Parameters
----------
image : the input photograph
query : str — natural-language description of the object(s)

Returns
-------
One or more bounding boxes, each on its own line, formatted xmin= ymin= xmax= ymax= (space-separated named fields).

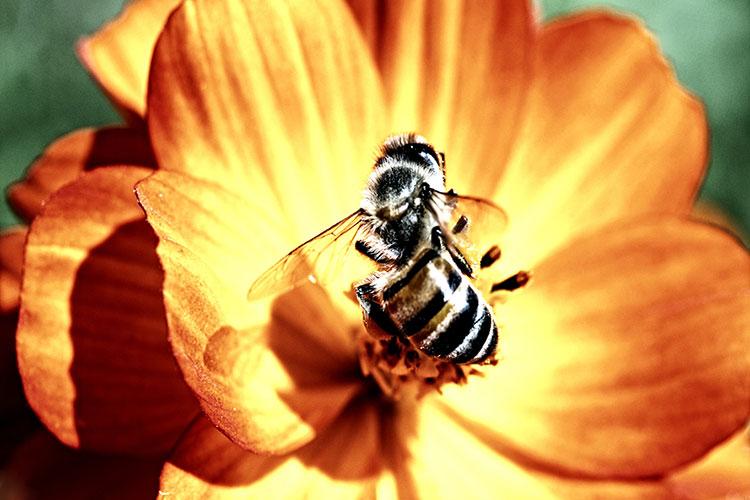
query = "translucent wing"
xmin=246 ymin=209 xmax=376 ymax=301
xmin=429 ymin=189 xmax=509 ymax=277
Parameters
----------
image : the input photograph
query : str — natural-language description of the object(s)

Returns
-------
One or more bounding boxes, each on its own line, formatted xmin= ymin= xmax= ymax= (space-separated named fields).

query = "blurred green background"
xmin=1 ymin=0 xmax=748 ymax=240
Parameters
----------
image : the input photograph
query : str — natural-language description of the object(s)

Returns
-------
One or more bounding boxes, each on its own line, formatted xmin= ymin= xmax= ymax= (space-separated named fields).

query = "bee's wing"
xmin=247 ymin=209 xmax=375 ymax=301
xmin=430 ymin=189 xmax=509 ymax=275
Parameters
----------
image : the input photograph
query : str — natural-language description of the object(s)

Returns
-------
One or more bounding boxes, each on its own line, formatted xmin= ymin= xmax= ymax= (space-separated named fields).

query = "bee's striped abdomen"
xmin=381 ymin=248 xmax=498 ymax=364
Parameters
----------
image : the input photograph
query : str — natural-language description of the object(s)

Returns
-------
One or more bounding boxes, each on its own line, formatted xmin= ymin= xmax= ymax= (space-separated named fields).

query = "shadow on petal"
xmin=196 ymin=283 xmax=363 ymax=456
xmin=68 ymin=219 xmax=199 ymax=454
xmin=193 ymin=288 xmax=426 ymax=495
xmin=268 ymin=284 xmax=371 ymax=435
xmin=162 ymin=398 xmax=383 ymax=496
xmin=1 ymin=430 xmax=162 ymax=499
xmin=267 ymin=284 xmax=362 ymax=387
xmin=374 ymin=399 xmax=420 ymax=500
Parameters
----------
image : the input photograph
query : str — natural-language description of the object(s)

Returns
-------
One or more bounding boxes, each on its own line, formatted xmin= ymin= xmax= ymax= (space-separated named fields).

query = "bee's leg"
xmin=431 ymin=225 xmax=446 ymax=250
xmin=356 ymin=283 xmax=402 ymax=337
xmin=491 ymin=271 xmax=531 ymax=293
xmin=432 ymin=226 xmax=473 ymax=277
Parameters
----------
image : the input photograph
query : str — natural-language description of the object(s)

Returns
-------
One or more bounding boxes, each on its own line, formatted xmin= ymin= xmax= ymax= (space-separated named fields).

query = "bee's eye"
xmin=417 ymin=148 xmax=441 ymax=170
xmin=397 ymin=143 xmax=441 ymax=171
xmin=377 ymin=136 xmax=443 ymax=173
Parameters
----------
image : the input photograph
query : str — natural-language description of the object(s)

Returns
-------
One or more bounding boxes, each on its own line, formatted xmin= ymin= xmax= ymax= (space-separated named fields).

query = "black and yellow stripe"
xmin=381 ymin=247 xmax=498 ymax=364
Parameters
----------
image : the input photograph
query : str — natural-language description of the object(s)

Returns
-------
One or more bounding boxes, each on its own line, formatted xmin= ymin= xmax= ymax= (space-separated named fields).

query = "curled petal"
xmin=692 ymin=201 xmax=749 ymax=244
xmin=497 ymin=13 xmax=708 ymax=271
xmin=7 ymin=127 xmax=154 ymax=223
xmin=136 ymin=171 xmax=287 ymax=326
xmin=159 ymin=403 xmax=380 ymax=498
xmin=347 ymin=0 xmax=534 ymax=197
xmin=77 ymin=0 xmax=182 ymax=120
xmin=1 ymin=431 xmax=162 ymax=499
xmin=137 ymin=171 xmax=362 ymax=454
xmin=17 ymin=167 xmax=198 ymax=456
xmin=442 ymin=218 xmax=750 ymax=478
xmin=148 ymin=0 xmax=386 ymax=240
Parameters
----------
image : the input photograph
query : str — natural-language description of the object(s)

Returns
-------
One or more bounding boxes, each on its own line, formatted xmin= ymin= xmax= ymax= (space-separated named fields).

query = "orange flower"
xmin=5 ymin=0 xmax=750 ymax=497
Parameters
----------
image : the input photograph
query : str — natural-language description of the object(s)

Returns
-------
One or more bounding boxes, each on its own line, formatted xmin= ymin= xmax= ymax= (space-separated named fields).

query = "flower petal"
xmin=7 ymin=127 xmax=155 ymax=223
xmin=377 ymin=398 xmax=556 ymax=499
xmin=347 ymin=0 xmax=534 ymax=197
xmin=136 ymin=171 xmax=287 ymax=325
xmin=159 ymin=404 xmax=380 ymax=498
xmin=160 ymin=399 xmax=672 ymax=499
xmin=148 ymin=0 xmax=386 ymax=239
xmin=137 ymin=170 xmax=362 ymax=454
xmin=1 ymin=431 xmax=162 ymax=499
xmin=77 ymin=0 xmax=182 ymax=120
xmin=669 ymin=429 xmax=750 ymax=498
xmin=442 ymin=218 xmax=750 ymax=478
xmin=378 ymin=399 xmax=673 ymax=499
xmin=496 ymin=13 xmax=708 ymax=271
xmin=17 ymin=167 xmax=198 ymax=456
xmin=0 ymin=227 xmax=26 ymax=313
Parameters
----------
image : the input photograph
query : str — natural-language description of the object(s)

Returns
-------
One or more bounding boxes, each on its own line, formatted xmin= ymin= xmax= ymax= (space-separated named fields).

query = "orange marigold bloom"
xmin=4 ymin=0 xmax=749 ymax=498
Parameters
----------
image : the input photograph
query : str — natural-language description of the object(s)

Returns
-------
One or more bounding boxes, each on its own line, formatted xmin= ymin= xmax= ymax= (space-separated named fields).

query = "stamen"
xmin=480 ymin=245 xmax=501 ymax=268
xmin=358 ymin=326 xmax=493 ymax=399
xmin=452 ymin=215 xmax=468 ymax=234
xmin=491 ymin=271 xmax=530 ymax=293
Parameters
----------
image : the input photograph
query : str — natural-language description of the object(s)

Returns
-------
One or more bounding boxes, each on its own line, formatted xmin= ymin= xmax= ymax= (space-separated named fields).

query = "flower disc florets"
xmin=357 ymin=325 xmax=496 ymax=399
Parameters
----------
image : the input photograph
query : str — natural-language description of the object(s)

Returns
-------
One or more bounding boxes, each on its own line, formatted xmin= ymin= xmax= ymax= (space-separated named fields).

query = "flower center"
xmin=357 ymin=325 xmax=497 ymax=399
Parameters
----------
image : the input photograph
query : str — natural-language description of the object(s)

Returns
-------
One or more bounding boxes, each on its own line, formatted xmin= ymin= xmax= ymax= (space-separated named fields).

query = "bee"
xmin=247 ymin=134 xmax=529 ymax=364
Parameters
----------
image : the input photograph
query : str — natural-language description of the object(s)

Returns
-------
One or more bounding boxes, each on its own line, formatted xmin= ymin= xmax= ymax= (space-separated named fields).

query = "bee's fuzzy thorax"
xmin=360 ymin=157 xmax=445 ymax=217
xmin=360 ymin=134 xmax=445 ymax=213
xmin=356 ymin=135 xmax=448 ymax=266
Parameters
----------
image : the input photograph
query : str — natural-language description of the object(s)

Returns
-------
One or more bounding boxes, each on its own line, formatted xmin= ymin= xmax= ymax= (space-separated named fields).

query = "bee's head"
xmin=361 ymin=134 xmax=446 ymax=221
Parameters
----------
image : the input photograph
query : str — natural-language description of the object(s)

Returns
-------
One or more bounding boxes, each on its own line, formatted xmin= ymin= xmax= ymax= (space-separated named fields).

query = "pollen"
xmin=357 ymin=326 xmax=495 ymax=399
